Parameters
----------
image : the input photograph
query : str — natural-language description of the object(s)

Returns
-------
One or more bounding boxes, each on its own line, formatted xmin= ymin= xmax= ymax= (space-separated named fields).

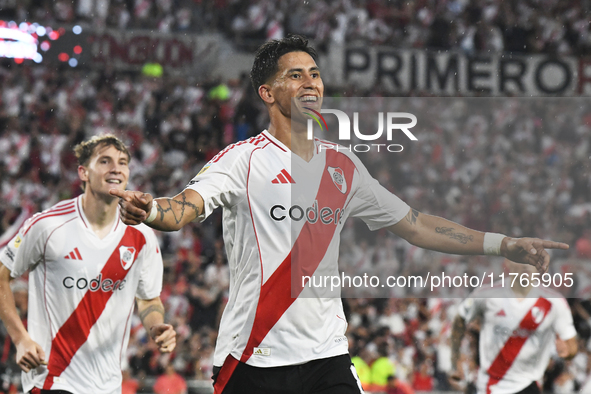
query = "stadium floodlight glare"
xmin=73 ymin=25 xmax=82 ymax=34
xmin=33 ymin=53 xmax=42 ymax=63
xmin=68 ymin=58 xmax=78 ymax=67
xmin=19 ymin=22 xmax=28 ymax=31
xmin=36 ymin=26 xmax=46 ymax=36
xmin=0 ymin=27 xmax=39 ymax=60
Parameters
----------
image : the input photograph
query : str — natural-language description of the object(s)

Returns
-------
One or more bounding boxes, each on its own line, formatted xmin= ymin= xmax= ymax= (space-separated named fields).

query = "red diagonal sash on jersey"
xmin=43 ymin=226 xmax=146 ymax=389
xmin=242 ymin=150 xmax=354 ymax=361
xmin=212 ymin=150 xmax=355 ymax=393
xmin=486 ymin=298 xmax=552 ymax=394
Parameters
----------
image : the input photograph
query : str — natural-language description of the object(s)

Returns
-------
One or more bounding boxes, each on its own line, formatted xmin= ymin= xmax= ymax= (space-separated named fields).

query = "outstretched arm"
xmin=0 ymin=262 xmax=46 ymax=372
xmin=109 ymin=188 xmax=204 ymax=231
xmin=136 ymin=297 xmax=176 ymax=353
xmin=388 ymin=209 xmax=568 ymax=273
xmin=449 ymin=314 xmax=467 ymax=388
xmin=450 ymin=314 xmax=466 ymax=371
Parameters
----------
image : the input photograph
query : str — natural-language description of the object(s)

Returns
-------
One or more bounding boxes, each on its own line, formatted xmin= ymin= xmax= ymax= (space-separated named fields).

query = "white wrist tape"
xmin=144 ymin=200 xmax=158 ymax=224
xmin=483 ymin=232 xmax=506 ymax=256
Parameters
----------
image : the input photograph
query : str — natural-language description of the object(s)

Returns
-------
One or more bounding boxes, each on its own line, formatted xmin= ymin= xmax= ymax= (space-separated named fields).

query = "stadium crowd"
xmin=0 ymin=1 xmax=591 ymax=394
xmin=1 ymin=0 xmax=591 ymax=55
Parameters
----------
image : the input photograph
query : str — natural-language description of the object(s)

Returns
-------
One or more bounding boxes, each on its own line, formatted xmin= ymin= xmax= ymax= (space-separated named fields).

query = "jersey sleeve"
xmin=346 ymin=154 xmax=410 ymax=230
xmin=0 ymin=221 xmax=45 ymax=278
xmin=184 ymin=145 xmax=250 ymax=222
xmin=457 ymin=297 xmax=485 ymax=322
xmin=135 ymin=225 xmax=164 ymax=300
xmin=552 ymin=298 xmax=577 ymax=341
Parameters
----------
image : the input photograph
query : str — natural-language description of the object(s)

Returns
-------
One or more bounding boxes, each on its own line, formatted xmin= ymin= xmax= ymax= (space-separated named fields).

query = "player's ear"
xmin=78 ymin=165 xmax=89 ymax=182
xmin=258 ymin=84 xmax=274 ymax=104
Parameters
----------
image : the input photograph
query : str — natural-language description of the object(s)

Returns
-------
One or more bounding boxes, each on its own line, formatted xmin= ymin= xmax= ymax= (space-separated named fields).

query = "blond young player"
xmin=0 ymin=135 xmax=176 ymax=394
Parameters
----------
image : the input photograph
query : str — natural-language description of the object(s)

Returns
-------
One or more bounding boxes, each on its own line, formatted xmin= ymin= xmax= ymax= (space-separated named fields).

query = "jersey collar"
xmin=76 ymin=195 xmax=121 ymax=239
xmin=261 ymin=130 xmax=322 ymax=165
xmin=261 ymin=130 xmax=289 ymax=152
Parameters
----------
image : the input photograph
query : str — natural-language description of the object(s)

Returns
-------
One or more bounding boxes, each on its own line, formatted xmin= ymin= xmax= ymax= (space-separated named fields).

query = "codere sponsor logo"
xmin=269 ymin=200 xmax=345 ymax=225
xmin=63 ymin=273 xmax=126 ymax=292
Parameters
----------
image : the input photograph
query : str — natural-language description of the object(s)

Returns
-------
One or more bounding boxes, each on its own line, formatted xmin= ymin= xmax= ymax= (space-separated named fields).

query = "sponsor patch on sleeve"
xmin=197 ymin=165 xmax=210 ymax=176
xmin=14 ymin=235 xmax=21 ymax=249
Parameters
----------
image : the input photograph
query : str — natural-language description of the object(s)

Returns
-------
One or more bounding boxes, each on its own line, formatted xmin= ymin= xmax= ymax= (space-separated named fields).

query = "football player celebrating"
xmin=111 ymin=36 xmax=568 ymax=394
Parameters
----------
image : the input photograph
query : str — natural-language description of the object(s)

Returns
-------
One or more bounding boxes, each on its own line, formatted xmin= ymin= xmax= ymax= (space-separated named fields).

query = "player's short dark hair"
xmin=74 ymin=134 xmax=131 ymax=190
xmin=250 ymin=35 xmax=318 ymax=95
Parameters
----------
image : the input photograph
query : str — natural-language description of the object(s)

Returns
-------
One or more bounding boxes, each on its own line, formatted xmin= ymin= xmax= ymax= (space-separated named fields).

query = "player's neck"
xmin=81 ymin=192 xmax=119 ymax=239
xmin=512 ymin=284 xmax=532 ymax=298
xmin=268 ymin=118 xmax=314 ymax=162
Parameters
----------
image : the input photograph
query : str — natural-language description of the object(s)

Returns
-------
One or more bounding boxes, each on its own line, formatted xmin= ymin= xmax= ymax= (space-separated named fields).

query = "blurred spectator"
xmin=121 ymin=369 xmax=139 ymax=394
xmin=370 ymin=344 xmax=396 ymax=391
xmin=387 ymin=374 xmax=414 ymax=394
xmin=412 ymin=360 xmax=434 ymax=392
xmin=351 ymin=348 xmax=373 ymax=391
xmin=153 ymin=363 xmax=188 ymax=394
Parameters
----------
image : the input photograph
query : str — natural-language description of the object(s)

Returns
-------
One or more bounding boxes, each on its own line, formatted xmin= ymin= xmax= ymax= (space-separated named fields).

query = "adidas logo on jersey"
xmin=253 ymin=347 xmax=271 ymax=356
xmin=271 ymin=169 xmax=295 ymax=184
xmin=64 ymin=247 xmax=83 ymax=261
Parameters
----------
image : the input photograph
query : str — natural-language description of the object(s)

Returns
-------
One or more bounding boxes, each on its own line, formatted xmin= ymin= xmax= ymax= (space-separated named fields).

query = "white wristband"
xmin=144 ymin=200 xmax=158 ymax=224
xmin=483 ymin=232 xmax=506 ymax=256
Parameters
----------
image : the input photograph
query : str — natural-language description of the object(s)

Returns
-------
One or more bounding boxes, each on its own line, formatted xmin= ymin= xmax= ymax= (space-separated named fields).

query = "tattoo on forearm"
xmin=435 ymin=227 xmax=474 ymax=244
xmin=139 ymin=304 xmax=165 ymax=323
xmin=405 ymin=208 xmax=419 ymax=225
xmin=156 ymin=192 xmax=201 ymax=224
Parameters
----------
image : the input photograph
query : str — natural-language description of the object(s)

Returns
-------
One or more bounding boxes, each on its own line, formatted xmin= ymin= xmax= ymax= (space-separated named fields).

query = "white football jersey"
xmin=458 ymin=285 xmax=577 ymax=394
xmin=0 ymin=196 xmax=163 ymax=394
xmin=186 ymin=130 xmax=410 ymax=368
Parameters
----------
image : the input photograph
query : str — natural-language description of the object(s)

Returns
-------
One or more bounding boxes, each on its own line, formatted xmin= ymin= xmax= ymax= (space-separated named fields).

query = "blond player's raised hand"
xmin=109 ymin=189 xmax=153 ymax=225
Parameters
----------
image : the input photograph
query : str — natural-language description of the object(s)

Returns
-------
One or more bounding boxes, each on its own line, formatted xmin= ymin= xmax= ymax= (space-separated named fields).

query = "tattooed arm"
xmin=388 ymin=208 xmax=568 ymax=267
xmin=388 ymin=208 xmax=485 ymax=255
xmin=110 ymin=189 xmax=204 ymax=231
xmin=136 ymin=297 xmax=176 ymax=353
xmin=450 ymin=314 xmax=467 ymax=371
